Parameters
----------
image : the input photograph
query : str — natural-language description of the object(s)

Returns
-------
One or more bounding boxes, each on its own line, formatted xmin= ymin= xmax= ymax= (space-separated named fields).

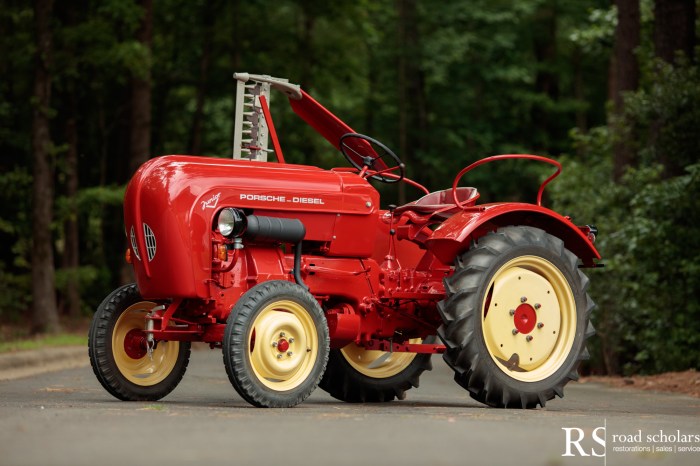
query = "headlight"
xmin=216 ymin=208 xmax=246 ymax=237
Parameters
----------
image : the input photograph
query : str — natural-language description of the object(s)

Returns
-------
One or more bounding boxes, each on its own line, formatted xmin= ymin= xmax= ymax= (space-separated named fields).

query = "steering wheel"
xmin=339 ymin=133 xmax=405 ymax=184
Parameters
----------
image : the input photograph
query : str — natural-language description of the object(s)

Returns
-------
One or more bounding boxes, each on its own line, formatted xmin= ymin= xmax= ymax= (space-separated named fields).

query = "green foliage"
xmin=0 ymin=167 xmax=33 ymax=321
xmin=0 ymin=265 xmax=31 ymax=323
xmin=623 ymin=58 xmax=700 ymax=172
xmin=547 ymin=16 xmax=700 ymax=375
xmin=623 ymin=165 xmax=700 ymax=373
xmin=1 ymin=0 xmax=697 ymax=375
xmin=0 ymin=171 xmax=124 ymax=320
xmin=54 ymin=266 xmax=101 ymax=313
xmin=568 ymin=6 xmax=616 ymax=55
xmin=551 ymin=61 xmax=700 ymax=374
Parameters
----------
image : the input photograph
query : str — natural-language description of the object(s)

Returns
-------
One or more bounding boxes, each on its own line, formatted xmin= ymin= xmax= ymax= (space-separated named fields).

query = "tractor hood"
xmin=125 ymin=155 xmax=379 ymax=299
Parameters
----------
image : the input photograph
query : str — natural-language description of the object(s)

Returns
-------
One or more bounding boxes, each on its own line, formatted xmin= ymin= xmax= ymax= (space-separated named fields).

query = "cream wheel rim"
xmin=112 ymin=301 xmax=180 ymax=386
xmin=481 ymin=256 xmax=576 ymax=382
xmin=247 ymin=300 xmax=318 ymax=391
xmin=340 ymin=339 xmax=421 ymax=378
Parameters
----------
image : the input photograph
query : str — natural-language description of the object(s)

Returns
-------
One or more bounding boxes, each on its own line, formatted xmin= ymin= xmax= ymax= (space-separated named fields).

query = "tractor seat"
xmin=394 ymin=187 xmax=479 ymax=217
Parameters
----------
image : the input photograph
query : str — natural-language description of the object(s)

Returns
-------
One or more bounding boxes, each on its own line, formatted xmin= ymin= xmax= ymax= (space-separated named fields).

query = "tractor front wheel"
xmin=437 ymin=226 xmax=595 ymax=408
xmin=222 ymin=281 xmax=330 ymax=408
xmin=88 ymin=284 xmax=191 ymax=401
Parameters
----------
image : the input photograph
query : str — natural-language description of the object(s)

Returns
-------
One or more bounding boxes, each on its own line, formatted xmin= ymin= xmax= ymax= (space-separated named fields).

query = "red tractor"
xmin=89 ymin=73 xmax=600 ymax=408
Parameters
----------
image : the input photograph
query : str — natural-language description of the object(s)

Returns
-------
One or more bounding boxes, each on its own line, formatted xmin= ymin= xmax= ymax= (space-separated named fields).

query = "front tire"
xmin=88 ymin=284 xmax=191 ymax=401
xmin=223 ymin=281 xmax=330 ymax=408
xmin=437 ymin=226 xmax=595 ymax=408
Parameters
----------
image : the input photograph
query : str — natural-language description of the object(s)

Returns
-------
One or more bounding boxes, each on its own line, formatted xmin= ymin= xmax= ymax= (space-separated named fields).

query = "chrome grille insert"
xmin=143 ymin=223 xmax=156 ymax=262
xmin=130 ymin=226 xmax=141 ymax=261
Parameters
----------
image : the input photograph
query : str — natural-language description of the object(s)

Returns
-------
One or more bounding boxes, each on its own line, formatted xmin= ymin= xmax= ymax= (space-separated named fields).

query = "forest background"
xmin=1 ymin=0 xmax=698 ymax=376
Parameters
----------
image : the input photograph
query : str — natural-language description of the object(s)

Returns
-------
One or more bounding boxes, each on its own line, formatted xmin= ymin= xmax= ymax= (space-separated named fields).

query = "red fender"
xmin=425 ymin=203 xmax=601 ymax=267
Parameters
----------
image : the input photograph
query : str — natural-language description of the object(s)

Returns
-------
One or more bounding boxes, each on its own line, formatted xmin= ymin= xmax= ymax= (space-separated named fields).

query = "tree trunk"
xmin=654 ymin=0 xmax=696 ymax=64
xmin=600 ymin=333 xmax=621 ymax=375
xmin=31 ymin=0 xmax=60 ymax=334
xmin=294 ymin=6 xmax=318 ymax=166
xmin=122 ymin=0 xmax=153 ymax=285
xmin=58 ymin=0 xmax=81 ymax=318
xmin=611 ymin=0 xmax=640 ymax=181
xmin=532 ymin=2 xmax=559 ymax=149
xmin=229 ymin=0 xmax=241 ymax=150
xmin=189 ymin=2 xmax=215 ymax=155
xmin=128 ymin=0 xmax=153 ymax=175
xmin=63 ymin=99 xmax=81 ymax=317
xmin=298 ymin=12 xmax=316 ymax=91
xmin=397 ymin=0 xmax=409 ymax=205
xmin=364 ymin=48 xmax=379 ymax=136
xmin=396 ymin=0 xmax=426 ymax=203
xmin=573 ymin=47 xmax=587 ymax=135
xmin=653 ymin=0 xmax=695 ymax=178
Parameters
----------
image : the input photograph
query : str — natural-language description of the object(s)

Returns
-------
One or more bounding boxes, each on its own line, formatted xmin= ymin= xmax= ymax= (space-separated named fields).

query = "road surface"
xmin=1 ymin=347 xmax=698 ymax=466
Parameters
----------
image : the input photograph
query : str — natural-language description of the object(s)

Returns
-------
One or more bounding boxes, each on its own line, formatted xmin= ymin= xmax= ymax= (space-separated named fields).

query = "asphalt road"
xmin=1 ymin=347 xmax=698 ymax=466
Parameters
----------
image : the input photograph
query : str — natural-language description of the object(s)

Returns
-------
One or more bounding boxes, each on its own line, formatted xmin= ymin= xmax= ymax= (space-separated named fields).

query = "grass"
xmin=142 ymin=404 xmax=167 ymax=411
xmin=0 ymin=318 xmax=90 ymax=353
xmin=0 ymin=332 xmax=87 ymax=354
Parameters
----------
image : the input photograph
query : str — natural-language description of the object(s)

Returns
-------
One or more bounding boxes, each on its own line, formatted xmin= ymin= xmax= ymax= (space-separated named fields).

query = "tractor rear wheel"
xmin=319 ymin=338 xmax=433 ymax=402
xmin=88 ymin=284 xmax=191 ymax=401
xmin=222 ymin=280 xmax=330 ymax=408
xmin=437 ymin=226 xmax=595 ymax=408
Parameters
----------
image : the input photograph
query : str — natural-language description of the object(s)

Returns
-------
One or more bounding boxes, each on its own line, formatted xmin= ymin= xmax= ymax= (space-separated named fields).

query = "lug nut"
xmin=534 ymin=303 xmax=541 ymax=310
xmin=289 ymin=338 xmax=295 ymax=344
xmin=272 ymin=342 xmax=278 ymax=347
xmin=287 ymin=351 xmax=293 ymax=357
xmin=279 ymin=332 xmax=286 ymax=338
xmin=526 ymin=335 xmax=534 ymax=342
xmin=509 ymin=309 xmax=516 ymax=316
xmin=512 ymin=329 xmax=519 ymax=335
xmin=537 ymin=322 xmax=544 ymax=329
xmin=276 ymin=354 xmax=283 ymax=359
xmin=521 ymin=297 xmax=527 ymax=303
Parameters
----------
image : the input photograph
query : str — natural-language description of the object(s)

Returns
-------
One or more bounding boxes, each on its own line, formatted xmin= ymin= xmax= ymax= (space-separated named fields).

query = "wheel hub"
xmin=513 ymin=304 xmax=537 ymax=334
xmin=276 ymin=338 xmax=290 ymax=353
xmin=123 ymin=328 xmax=148 ymax=360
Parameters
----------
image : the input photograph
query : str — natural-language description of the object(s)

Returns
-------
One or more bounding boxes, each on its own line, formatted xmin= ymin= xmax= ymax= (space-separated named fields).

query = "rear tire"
xmin=319 ymin=338 xmax=433 ymax=403
xmin=88 ymin=284 xmax=190 ymax=401
xmin=437 ymin=226 xmax=595 ymax=408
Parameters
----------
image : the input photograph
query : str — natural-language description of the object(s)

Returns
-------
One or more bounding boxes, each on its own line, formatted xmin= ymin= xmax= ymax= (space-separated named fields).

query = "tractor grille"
xmin=143 ymin=223 xmax=156 ymax=262
xmin=130 ymin=226 xmax=141 ymax=261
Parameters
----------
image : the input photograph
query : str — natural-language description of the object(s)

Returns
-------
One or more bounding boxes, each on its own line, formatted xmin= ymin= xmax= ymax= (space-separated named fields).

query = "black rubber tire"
xmin=222 ymin=280 xmax=330 ymax=408
xmin=88 ymin=283 xmax=191 ymax=401
xmin=437 ymin=226 xmax=595 ymax=408
xmin=319 ymin=338 xmax=434 ymax=402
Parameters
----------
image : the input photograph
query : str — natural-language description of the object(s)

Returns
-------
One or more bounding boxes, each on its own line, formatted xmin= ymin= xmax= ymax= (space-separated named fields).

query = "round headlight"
xmin=217 ymin=208 xmax=246 ymax=237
